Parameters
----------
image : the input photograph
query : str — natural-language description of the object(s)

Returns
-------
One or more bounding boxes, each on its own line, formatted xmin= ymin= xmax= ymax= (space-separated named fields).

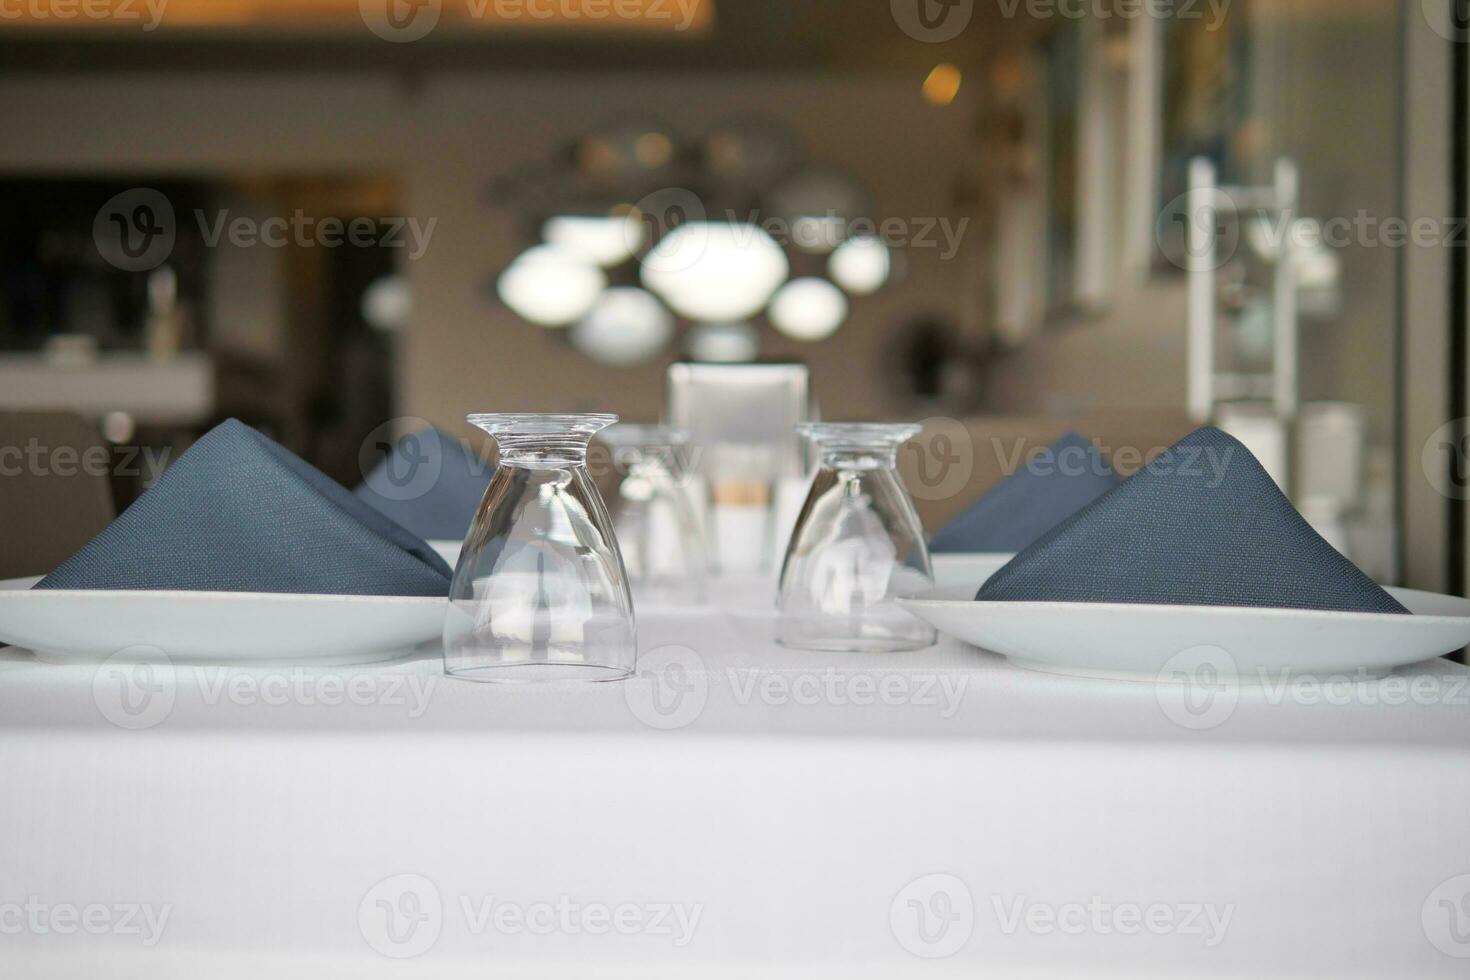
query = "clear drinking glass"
xmin=598 ymin=424 xmax=709 ymax=606
xmin=777 ymin=423 xmax=936 ymax=652
xmin=444 ymin=413 xmax=636 ymax=682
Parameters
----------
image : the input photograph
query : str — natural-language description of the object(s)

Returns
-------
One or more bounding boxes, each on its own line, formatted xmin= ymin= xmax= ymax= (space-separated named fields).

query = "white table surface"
xmin=1 ymin=575 xmax=1468 ymax=978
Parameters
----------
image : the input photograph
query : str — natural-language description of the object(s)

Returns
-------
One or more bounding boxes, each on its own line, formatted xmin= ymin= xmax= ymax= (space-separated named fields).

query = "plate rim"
xmin=898 ymin=584 xmax=1470 ymax=626
xmin=0 ymin=577 xmax=446 ymax=607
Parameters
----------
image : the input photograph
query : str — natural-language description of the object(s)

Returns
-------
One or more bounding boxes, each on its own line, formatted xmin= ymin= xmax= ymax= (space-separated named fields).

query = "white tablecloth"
xmin=1 ymin=580 xmax=1468 ymax=978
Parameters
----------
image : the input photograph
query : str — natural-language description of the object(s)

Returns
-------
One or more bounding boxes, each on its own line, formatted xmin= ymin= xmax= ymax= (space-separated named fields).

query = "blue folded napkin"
xmin=35 ymin=419 xmax=452 ymax=596
xmin=930 ymin=432 xmax=1118 ymax=553
xmin=976 ymin=426 xmax=1407 ymax=613
xmin=355 ymin=427 xmax=492 ymax=542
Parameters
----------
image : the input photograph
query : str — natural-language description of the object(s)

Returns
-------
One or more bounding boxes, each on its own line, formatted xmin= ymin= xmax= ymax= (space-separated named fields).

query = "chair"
xmin=0 ymin=412 xmax=116 ymax=579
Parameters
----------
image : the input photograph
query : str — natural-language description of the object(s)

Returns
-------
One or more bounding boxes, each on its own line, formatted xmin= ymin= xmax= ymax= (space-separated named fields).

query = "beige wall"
xmin=982 ymin=278 xmax=1190 ymax=415
xmin=0 ymin=71 xmax=982 ymax=441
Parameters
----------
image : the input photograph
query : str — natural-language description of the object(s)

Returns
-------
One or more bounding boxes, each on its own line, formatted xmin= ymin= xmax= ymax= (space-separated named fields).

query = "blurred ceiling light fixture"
xmin=767 ymin=277 xmax=848 ymax=341
xmin=577 ymin=137 xmax=619 ymax=176
xmin=41 ymin=0 xmax=717 ymax=33
xmin=496 ymin=243 xmax=606 ymax=327
xmin=570 ymin=287 xmax=674 ymax=366
xmin=923 ymin=63 xmax=963 ymax=107
xmin=361 ymin=274 xmax=412 ymax=333
xmin=493 ymin=124 xmax=893 ymax=365
xmin=828 ymin=235 xmax=891 ymax=295
xmin=541 ymin=211 xmax=645 ymax=267
xmin=101 ymin=411 xmax=136 ymax=445
xmin=685 ymin=322 xmax=760 ymax=363
xmin=634 ymin=132 xmax=675 ymax=169
xmin=789 ymin=215 xmax=849 ymax=254
xmin=577 ymin=123 xmax=677 ymax=178
xmin=641 ymin=222 xmax=790 ymax=322
xmin=703 ymin=122 xmax=801 ymax=183
xmin=770 ymin=167 xmax=870 ymax=255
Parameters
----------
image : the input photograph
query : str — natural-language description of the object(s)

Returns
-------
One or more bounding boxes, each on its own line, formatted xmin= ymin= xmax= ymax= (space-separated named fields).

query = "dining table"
xmin=0 ymin=570 xmax=1467 ymax=978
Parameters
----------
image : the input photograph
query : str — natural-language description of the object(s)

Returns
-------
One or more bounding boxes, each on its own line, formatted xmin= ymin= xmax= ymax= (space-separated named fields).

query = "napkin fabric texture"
xmin=930 ymin=432 xmax=1118 ymax=553
xmin=355 ymin=427 xmax=491 ymax=542
xmin=35 ymin=419 xmax=453 ymax=596
xmin=976 ymin=426 xmax=1408 ymax=614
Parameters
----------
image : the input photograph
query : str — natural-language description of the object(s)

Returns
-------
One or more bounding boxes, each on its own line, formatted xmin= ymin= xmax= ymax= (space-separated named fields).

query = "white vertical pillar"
xmin=1272 ymin=158 xmax=1299 ymax=420
xmin=1186 ymin=157 xmax=1217 ymax=423
xmin=1122 ymin=9 xmax=1163 ymax=285
xmin=1075 ymin=15 xmax=1115 ymax=312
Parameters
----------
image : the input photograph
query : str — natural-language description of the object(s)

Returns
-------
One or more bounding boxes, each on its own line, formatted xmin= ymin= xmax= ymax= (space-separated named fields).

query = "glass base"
xmin=776 ymin=627 xmax=938 ymax=654
xmin=776 ymin=631 xmax=934 ymax=655
xmin=445 ymin=662 xmax=634 ymax=684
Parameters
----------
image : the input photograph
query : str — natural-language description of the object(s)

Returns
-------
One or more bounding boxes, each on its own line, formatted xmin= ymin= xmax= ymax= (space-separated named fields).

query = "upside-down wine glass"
xmin=777 ymin=422 xmax=936 ymax=652
xmin=443 ymin=413 xmax=636 ymax=682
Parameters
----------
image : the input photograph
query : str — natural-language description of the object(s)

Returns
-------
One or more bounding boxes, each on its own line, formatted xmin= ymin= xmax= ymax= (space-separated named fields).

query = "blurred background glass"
xmin=598 ymin=423 xmax=708 ymax=607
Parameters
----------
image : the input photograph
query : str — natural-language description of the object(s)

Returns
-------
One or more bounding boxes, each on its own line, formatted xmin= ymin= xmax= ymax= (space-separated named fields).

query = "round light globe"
xmin=828 ymin=236 xmax=891 ymax=295
xmin=767 ymin=277 xmax=848 ymax=341
xmin=685 ymin=322 xmax=759 ymax=362
xmin=497 ymin=244 xmax=606 ymax=327
xmin=570 ymin=287 xmax=674 ymax=366
xmin=641 ymin=222 xmax=789 ymax=322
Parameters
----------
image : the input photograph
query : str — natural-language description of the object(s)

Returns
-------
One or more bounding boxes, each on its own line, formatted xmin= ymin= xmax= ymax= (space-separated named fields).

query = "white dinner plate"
xmin=930 ymin=553 xmax=1015 ymax=590
xmin=430 ymin=540 xmax=464 ymax=567
xmin=899 ymin=585 xmax=1470 ymax=681
xmin=0 ymin=577 xmax=446 ymax=666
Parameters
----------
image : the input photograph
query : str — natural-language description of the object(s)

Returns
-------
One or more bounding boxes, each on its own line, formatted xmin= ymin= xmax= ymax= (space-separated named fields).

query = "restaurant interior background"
xmin=0 ymin=0 xmax=1463 ymax=613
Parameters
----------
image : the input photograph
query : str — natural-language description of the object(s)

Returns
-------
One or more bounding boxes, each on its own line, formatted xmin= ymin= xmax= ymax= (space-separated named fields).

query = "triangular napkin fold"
xmin=930 ymin=432 xmax=1118 ymax=553
xmin=976 ymin=426 xmax=1407 ymax=614
xmin=37 ymin=419 xmax=452 ymax=596
xmin=355 ymin=427 xmax=492 ymax=542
